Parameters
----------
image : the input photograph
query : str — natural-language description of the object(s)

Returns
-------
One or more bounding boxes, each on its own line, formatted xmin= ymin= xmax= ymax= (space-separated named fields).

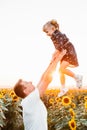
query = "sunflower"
xmin=69 ymin=108 xmax=75 ymax=117
xmin=0 ymin=94 xmax=3 ymax=98
xmin=84 ymin=96 xmax=87 ymax=101
xmin=12 ymin=95 xmax=19 ymax=102
xmin=69 ymin=118 xmax=76 ymax=130
xmin=55 ymin=97 xmax=60 ymax=103
xmin=62 ymin=96 xmax=71 ymax=106
xmin=9 ymin=90 xmax=15 ymax=97
xmin=71 ymin=102 xmax=76 ymax=108
xmin=84 ymin=101 xmax=87 ymax=109
xmin=49 ymin=98 xmax=54 ymax=104
xmin=1 ymin=89 xmax=7 ymax=95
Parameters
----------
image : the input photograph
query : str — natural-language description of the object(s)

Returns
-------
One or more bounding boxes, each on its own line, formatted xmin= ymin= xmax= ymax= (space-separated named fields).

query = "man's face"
xmin=21 ymin=80 xmax=35 ymax=96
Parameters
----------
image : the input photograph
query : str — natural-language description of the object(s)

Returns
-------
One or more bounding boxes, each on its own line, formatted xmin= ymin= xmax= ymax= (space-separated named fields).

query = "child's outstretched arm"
xmin=37 ymin=49 xmax=66 ymax=96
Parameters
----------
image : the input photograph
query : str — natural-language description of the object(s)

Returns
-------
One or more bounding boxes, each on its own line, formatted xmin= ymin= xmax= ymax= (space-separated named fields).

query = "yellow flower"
xmin=69 ymin=108 xmax=75 ymax=117
xmin=84 ymin=96 xmax=87 ymax=101
xmin=0 ymin=94 xmax=3 ymax=98
xmin=62 ymin=96 xmax=71 ymax=106
xmin=9 ymin=90 xmax=15 ymax=97
xmin=71 ymin=103 xmax=76 ymax=108
xmin=69 ymin=118 xmax=76 ymax=130
xmin=55 ymin=97 xmax=59 ymax=103
xmin=78 ymin=95 xmax=81 ymax=100
xmin=1 ymin=89 xmax=7 ymax=95
xmin=12 ymin=95 xmax=19 ymax=102
xmin=84 ymin=101 xmax=87 ymax=109
xmin=49 ymin=98 xmax=54 ymax=104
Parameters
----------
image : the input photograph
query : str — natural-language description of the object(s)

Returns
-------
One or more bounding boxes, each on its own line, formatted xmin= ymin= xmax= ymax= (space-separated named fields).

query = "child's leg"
xmin=59 ymin=60 xmax=83 ymax=88
xmin=59 ymin=72 xmax=65 ymax=89
xmin=59 ymin=60 xmax=75 ymax=87
xmin=58 ymin=61 xmax=74 ymax=97
xmin=59 ymin=60 xmax=83 ymax=90
xmin=59 ymin=61 xmax=75 ymax=78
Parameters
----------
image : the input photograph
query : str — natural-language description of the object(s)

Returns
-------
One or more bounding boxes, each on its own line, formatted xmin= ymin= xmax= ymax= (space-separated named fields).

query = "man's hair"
xmin=13 ymin=79 xmax=26 ymax=98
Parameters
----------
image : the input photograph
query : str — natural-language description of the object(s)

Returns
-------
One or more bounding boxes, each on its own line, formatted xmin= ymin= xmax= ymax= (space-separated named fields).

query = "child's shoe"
xmin=75 ymin=75 xmax=83 ymax=88
xmin=58 ymin=88 xmax=68 ymax=97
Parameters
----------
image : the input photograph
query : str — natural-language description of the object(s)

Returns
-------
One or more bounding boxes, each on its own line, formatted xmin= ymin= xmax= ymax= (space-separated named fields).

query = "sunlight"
xmin=49 ymin=66 xmax=60 ymax=88
xmin=49 ymin=65 xmax=77 ymax=89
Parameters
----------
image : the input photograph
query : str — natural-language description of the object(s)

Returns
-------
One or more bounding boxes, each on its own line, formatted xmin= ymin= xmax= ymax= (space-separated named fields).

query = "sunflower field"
xmin=0 ymin=88 xmax=87 ymax=130
xmin=42 ymin=88 xmax=87 ymax=130
xmin=0 ymin=88 xmax=24 ymax=130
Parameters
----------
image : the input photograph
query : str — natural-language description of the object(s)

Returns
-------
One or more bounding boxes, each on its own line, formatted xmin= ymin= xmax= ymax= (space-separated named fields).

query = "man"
xmin=13 ymin=49 xmax=66 ymax=130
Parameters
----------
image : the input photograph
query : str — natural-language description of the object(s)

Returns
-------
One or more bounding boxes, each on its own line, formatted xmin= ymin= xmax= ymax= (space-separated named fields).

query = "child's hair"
xmin=43 ymin=19 xmax=59 ymax=32
xmin=13 ymin=79 xmax=26 ymax=98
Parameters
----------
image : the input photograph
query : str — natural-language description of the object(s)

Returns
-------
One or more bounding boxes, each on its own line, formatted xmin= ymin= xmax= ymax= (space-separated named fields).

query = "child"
xmin=43 ymin=19 xmax=83 ymax=97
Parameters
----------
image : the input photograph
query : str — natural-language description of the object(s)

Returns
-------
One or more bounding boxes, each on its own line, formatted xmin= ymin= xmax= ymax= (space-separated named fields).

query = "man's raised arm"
xmin=37 ymin=49 xmax=66 ymax=96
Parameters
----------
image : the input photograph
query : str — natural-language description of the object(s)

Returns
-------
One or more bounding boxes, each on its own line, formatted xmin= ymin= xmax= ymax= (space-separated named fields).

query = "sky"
xmin=0 ymin=0 xmax=87 ymax=88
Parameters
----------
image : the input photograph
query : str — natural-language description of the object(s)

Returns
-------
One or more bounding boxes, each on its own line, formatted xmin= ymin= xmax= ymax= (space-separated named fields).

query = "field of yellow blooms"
xmin=42 ymin=88 xmax=87 ymax=130
xmin=0 ymin=88 xmax=87 ymax=130
xmin=0 ymin=88 xmax=24 ymax=130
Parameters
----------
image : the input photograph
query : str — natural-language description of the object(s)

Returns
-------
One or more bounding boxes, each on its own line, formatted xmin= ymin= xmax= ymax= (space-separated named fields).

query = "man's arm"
xmin=37 ymin=49 xmax=66 ymax=97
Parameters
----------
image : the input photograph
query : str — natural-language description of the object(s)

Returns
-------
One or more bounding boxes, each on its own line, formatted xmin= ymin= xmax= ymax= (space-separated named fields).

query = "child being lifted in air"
xmin=43 ymin=19 xmax=83 ymax=97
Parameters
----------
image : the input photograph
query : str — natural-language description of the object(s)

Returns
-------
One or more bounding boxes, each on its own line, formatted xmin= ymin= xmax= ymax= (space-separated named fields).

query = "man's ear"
xmin=23 ymin=88 xmax=30 ymax=96
xmin=23 ymin=89 xmax=27 ymax=94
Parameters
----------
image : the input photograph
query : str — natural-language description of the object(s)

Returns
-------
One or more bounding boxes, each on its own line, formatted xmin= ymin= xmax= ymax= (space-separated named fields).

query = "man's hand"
xmin=51 ymin=49 xmax=66 ymax=64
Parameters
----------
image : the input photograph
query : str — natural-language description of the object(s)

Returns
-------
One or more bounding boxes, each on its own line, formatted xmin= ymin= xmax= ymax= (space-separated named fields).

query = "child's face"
xmin=44 ymin=25 xmax=56 ymax=36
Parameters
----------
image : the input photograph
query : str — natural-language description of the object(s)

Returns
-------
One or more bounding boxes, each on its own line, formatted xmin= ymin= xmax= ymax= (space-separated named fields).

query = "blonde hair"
xmin=43 ymin=19 xmax=59 ymax=32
